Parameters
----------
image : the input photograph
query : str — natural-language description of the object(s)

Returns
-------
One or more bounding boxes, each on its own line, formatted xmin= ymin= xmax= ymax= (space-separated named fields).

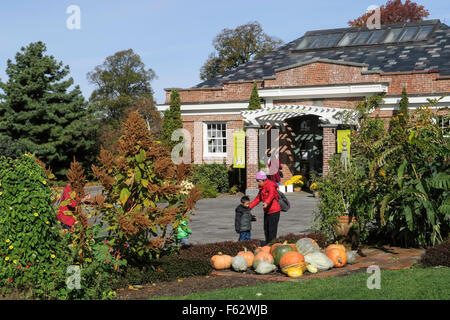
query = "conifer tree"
xmin=248 ymin=81 xmax=261 ymax=110
xmin=398 ymin=87 xmax=409 ymax=127
xmin=0 ymin=42 xmax=98 ymax=176
xmin=161 ymin=89 xmax=183 ymax=148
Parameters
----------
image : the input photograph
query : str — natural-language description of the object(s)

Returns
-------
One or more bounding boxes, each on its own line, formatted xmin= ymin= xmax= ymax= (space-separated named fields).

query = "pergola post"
xmin=245 ymin=125 xmax=260 ymax=197
xmin=321 ymin=124 xmax=338 ymax=176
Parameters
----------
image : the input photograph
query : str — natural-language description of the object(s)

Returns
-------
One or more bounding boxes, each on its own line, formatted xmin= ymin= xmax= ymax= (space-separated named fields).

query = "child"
xmin=175 ymin=220 xmax=192 ymax=246
xmin=235 ymin=196 xmax=257 ymax=241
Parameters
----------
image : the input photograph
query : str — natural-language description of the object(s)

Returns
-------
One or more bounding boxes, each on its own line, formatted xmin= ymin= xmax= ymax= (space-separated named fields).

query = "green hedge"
xmin=192 ymin=163 xmax=229 ymax=194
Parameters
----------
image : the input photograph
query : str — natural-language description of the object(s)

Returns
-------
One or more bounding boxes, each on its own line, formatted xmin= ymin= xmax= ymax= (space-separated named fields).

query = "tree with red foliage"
xmin=348 ymin=0 xmax=430 ymax=27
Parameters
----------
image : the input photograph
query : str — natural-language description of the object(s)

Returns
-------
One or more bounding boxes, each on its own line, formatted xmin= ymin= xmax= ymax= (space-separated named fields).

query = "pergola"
xmin=241 ymin=105 xmax=359 ymax=195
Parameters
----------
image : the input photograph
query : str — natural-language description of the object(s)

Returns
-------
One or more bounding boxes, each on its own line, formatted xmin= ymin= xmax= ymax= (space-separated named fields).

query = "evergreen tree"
xmin=389 ymin=87 xmax=409 ymax=136
xmin=161 ymin=89 xmax=183 ymax=148
xmin=398 ymin=87 xmax=409 ymax=127
xmin=248 ymin=81 xmax=261 ymax=110
xmin=0 ymin=42 xmax=99 ymax=176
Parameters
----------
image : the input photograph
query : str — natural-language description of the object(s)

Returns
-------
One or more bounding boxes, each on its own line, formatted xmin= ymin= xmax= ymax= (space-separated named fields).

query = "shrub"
xmin=0 ymin=155 xmax=124 ymax=299
xmin=315 ymin=95 xmax=450 ymax=248
xmin=199 ymin=184 xmax=218 ymax=199
xmin=420 ymin=239 xmax=450 ymax=267
xmin=350 ymin=100 xmax=450 ymax=247
xmin=123 ymin=255 xmax=212 ymax=285
xmin=178 ymin=240 xmax=261 ymax=262
xmin=0 ymin=154 xmax=68 ymax=297
xmin=90 ymin=112 xmax=202 ymax=265
xmin=192 ymin=163 xmax=229 ymax=194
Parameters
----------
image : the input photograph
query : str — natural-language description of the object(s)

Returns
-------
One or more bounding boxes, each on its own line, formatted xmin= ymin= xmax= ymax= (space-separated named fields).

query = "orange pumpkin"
xmin=210 ymin=252 xmax=232 ymax=270
xmin=279 ymin=251 xmax=304 ymax=268
xmin=255 ymin=246 xmax=271 ymax=255
xmin=237 ymin=247 xmax=254 ymax=267
xmin=326 ymin=248 xmax=347 ymax=268
xmin=325 ymin=243 xmax=346 ymax=255
xmin=254 ymin=251 xmax=274 ymax=264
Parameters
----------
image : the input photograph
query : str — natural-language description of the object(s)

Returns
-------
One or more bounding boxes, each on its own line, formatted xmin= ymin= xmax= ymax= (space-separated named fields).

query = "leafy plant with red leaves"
xmin=91 ymin=111 xmax=201 ymax=264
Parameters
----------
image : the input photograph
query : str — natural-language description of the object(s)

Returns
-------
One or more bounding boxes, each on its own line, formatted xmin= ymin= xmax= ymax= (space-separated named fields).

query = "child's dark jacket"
xmin=235 ymin=204 xmax=255 ymax=233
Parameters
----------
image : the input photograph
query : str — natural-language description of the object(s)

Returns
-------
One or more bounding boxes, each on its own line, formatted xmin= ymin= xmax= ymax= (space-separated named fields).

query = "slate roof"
xmin=194 ymin=20 xmax=450 ymax=88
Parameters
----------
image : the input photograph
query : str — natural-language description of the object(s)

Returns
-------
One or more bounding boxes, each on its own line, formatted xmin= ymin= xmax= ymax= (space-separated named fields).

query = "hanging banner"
xmin=337 ymin=130 xmax=351 ymax=156
xmin=233 ymin=130 xmax=246 ymax=168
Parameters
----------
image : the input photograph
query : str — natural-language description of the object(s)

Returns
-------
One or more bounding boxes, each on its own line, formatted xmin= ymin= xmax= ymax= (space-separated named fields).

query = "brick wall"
xmin=322 ymin=127 xmax=337 ymax=176
xmin=165 ymin=63 xmax=450 ymax=105
xmin=181 ymin=114 xmax=244 ymax=164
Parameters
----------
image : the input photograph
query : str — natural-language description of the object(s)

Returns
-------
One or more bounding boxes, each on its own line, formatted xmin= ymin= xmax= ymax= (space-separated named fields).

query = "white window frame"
xmin=203 ymin=122 xmax=227 ymax=157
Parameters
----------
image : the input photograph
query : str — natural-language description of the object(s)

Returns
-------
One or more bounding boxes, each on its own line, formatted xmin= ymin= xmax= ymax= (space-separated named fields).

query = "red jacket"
xmin=249 ymin=179 xmax=281 ymax=214
xmin=57 ymin=184 xmax=77 ymax=227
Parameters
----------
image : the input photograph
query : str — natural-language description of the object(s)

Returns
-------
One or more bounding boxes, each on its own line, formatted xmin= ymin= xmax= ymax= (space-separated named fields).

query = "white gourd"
xmin=306 ymin=264 xmax=318 ymax=274
xmin=346 ymin=250 xmax=357 ymax=264
xmin=304 ymin=252 xmax=334 ymax=271
xmin=255 ymin=261 xmax=277 ymax=275
xmin=295 ymin=238 xmax=321 ymax=256
xmin=231 ymin=255 xmax=248 ymax=272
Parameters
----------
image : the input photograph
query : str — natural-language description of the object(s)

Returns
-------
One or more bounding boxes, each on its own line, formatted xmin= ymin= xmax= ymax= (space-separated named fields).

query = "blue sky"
xmin=1 ymin=0 xmax=449 ymax=104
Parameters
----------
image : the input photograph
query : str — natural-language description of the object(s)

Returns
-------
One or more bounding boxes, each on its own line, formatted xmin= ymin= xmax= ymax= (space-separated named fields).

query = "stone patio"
xmin=186 ymin=192 xmax=318 ymax=244
xmin=211 ymin=247 xmax=426 ymax=282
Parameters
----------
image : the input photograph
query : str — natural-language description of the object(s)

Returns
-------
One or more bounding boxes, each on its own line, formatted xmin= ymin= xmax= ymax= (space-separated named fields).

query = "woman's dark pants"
xmin=264 ymin=211 xmax=280 ymax=244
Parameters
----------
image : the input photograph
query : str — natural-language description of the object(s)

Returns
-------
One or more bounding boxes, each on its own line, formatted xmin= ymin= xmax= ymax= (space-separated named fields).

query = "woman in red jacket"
xmin=249 ymin=171 xmax=281 ymax=245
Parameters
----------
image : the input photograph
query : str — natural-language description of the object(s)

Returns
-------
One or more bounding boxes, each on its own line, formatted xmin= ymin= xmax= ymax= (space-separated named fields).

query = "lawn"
xmin=154 ymin=267 xmax=450 ymax=300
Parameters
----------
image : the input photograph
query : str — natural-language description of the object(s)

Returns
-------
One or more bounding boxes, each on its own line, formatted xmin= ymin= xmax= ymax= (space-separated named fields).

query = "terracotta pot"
xmin=314 ymin=191 xmax=319 ymax=198
xmin=333 ymin=215 xmax=357 ymax=237
xmin=294 ymin=187 xmax=302 ymax=192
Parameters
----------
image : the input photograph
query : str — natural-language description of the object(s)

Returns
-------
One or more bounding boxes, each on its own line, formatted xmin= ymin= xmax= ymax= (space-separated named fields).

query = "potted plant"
xmin=284 ymin=175 xmax=304 ymax=192
xmin=310 ymin=182 xmax=319 ymax=198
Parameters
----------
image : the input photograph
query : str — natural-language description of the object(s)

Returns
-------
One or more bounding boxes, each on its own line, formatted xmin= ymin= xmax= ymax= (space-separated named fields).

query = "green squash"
xmin=295 ymin=238 xmax=320 ymax=256
xmin=272 ymin=245 xmax=296 ymax=266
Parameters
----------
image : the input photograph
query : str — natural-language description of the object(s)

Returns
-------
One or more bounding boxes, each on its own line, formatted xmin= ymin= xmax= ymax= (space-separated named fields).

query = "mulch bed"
xmin=116 ymin=274 xmax=273 ymax=300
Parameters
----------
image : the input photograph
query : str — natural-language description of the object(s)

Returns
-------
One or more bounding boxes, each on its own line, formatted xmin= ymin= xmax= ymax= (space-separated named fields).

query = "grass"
xmin=153 ymin=267 xmax=450 ymax=300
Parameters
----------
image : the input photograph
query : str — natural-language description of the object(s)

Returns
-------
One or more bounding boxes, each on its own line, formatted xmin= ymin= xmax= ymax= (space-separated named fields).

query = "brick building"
xmin=157 ymin=20 xmax=450 ymax=195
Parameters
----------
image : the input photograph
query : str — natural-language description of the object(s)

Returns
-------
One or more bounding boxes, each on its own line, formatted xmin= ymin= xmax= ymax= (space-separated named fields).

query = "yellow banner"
xmin=233 ymin=131 xmax=246 ymax=168
xmin=337 ymin=130 xmax=351 ymax=156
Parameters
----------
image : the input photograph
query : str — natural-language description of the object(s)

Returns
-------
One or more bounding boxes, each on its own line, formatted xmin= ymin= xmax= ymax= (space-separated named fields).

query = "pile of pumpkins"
xmin=210 ymin=238 xmax=357 ymax=278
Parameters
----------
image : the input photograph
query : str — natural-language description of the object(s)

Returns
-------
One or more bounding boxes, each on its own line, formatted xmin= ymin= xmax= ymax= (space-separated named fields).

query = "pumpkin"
xmin=231 ymin=255 xmax=248 ymax=272
xmin=304 ymin=252 xmax=334 ymax=271
xmin=346 ymin=250 xmax=357 ymax=264
xmin=273 ymin=242 xmax=297 ymax=266
xmin=254 ymin=261 xmax=277 ymax=275
xmin=306 ymin=264 xmax=318 ymax=274
xmin=295 ymin=238 xmax=321 ymax=256
xmin=254 ymin=246 xmax=271 ymax=255
xmin=326 ymin=248 xmax=347 ymax=268
xmin=237 ymin=247 xmax=254 ymax=267
xmin=285 ymin=266 xmax=303 ymax=278
xmin=253 ymin=252 xmax=274 ymax=269
xmin=325 ymin=243 xmax=346 ymax=255
xmin=210 ymin=252 xmax=232 ymax=270
xmin=279 ymin=251 xmax=304 ymax=268
xmin=281 ymin=261 xmax=307 ymax=274
xmin=270 ymin=243 xmax=283 ymax=255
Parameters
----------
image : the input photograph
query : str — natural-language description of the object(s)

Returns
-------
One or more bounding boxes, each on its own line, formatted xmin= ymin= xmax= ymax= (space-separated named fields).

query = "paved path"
xmin=84 ymin=186 xmax=318 ymax=244
xmin=186 ymin=192 xmax=318 ymax=245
